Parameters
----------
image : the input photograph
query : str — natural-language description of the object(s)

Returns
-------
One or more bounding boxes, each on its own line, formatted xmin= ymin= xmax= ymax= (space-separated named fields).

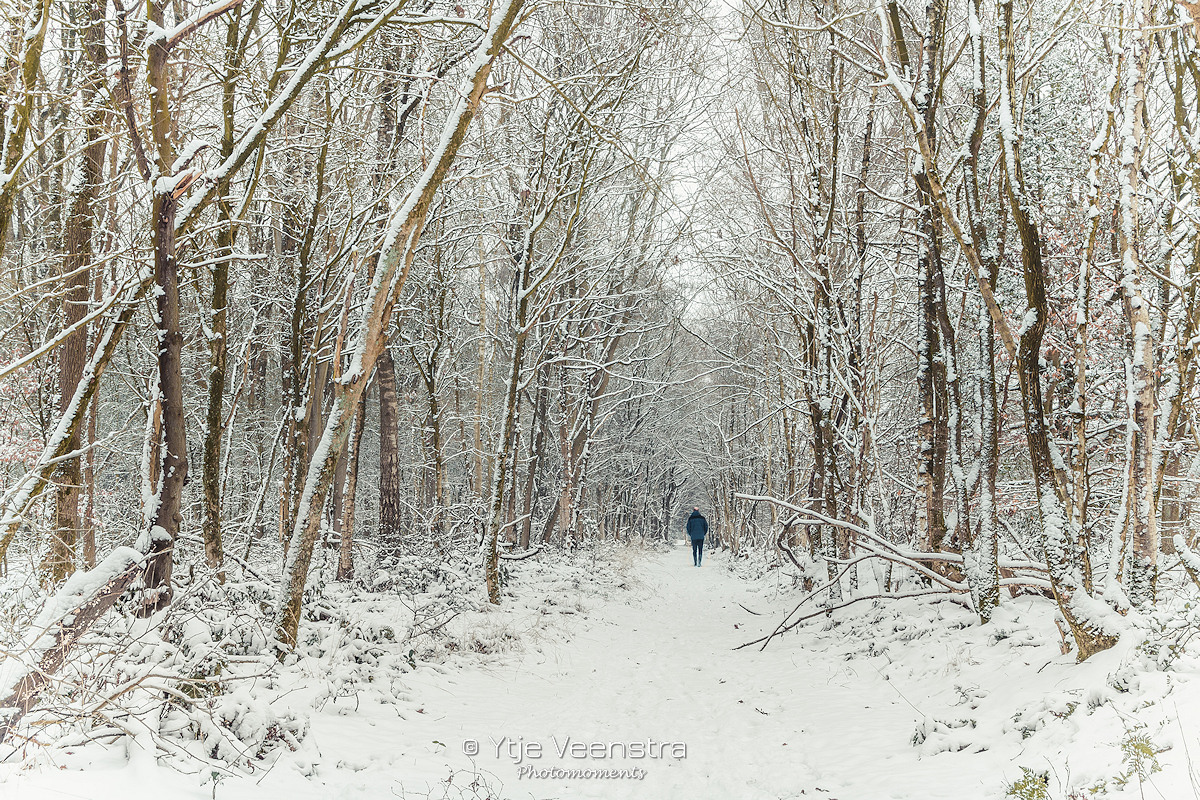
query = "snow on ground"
xmin=3 ymin=541 xmax=1200 ymax=800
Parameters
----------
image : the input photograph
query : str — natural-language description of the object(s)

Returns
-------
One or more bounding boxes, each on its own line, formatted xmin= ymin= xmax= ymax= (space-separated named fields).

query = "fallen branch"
xmin=0 ymin=547 xmax=145 ymax=745
xmin=856 ymin=541 xmax=966 ymax=592
xmin=738 ymin=493 xmax=965 ymax=566
xmin=757 ymin=498 xmax=966 ymax=594
xmin=735 ymin=590 xmax=972 ymax=651
xmin=500 ymin=545 xmax=543 ymax=561
xmin=737 ymin=495 xmax=978 ymax=651
xmin=755 ymin=554 xmax=881 ymax=652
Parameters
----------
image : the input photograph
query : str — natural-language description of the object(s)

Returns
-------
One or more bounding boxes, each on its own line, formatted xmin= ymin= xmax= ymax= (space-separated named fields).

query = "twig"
xmin=735 ymin=590 xmax=971 ymax=651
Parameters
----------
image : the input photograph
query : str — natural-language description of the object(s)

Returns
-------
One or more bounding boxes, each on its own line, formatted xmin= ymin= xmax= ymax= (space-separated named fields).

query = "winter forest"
xmin=4 ymin=0 xmax=1200 ymax=796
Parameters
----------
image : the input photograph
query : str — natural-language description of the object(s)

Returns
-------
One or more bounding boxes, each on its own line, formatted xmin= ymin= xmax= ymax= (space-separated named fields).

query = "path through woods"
xmin=3 ymin=546 xmax=1194 ymax=799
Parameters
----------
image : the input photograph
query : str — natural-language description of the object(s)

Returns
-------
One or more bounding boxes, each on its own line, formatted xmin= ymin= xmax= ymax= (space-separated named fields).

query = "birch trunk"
xmin=1117 ymin=0 xmax=1159 ymax=606
xmin=961 ymin=0 xmax=999 ymax=620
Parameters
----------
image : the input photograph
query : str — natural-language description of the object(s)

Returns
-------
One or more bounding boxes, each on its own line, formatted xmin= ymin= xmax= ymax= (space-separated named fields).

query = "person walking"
xmin=686 ymin=507 xmax=708 ymax=567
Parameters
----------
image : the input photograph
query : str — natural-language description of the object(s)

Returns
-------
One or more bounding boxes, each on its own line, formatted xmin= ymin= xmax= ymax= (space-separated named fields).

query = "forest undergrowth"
xmin=0 ymin=536 xmax=647 ymax=781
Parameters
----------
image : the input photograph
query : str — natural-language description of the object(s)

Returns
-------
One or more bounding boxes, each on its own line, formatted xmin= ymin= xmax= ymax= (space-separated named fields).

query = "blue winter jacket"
xmin=686 ymin=511 xmax=708 ymax=540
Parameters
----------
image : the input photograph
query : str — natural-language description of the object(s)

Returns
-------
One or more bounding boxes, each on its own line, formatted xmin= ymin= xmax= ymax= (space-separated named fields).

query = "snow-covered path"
xmin=4 ymin=543 xmax=1196 ymax=800
xmin=377 ymin=545 xmax=916 ymax=799
xmin=357 ymin=545 xmax=1009 ymax=800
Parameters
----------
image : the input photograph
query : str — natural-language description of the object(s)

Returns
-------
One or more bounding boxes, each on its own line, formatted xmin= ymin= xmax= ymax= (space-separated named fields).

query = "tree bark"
xmin=961 ymin=0 xmax=1000 ymax=621
xmin=48 ymin=0 xmax=107 ymax=583
xmin=337 ymin=389 xmax=368 ymax=581
xmin=200 ymin=7 xmax=250 ymax=582
xmin=0 ymin=0 xmax=52 ymax=257
xmin=141 ymin=185 xmax=188 ymax=613
xmin=378 ymin=347 xmax=402 ymax=554
xmin=996 ymin=0 xmax=1116 ymax=657
xmin=140 ymin=0 xmax=175 ymax=610
xmin=520 ymin=381 xmax=549 ymax=550
xmin=1117 ymin=6 xmax=1158 ymax=606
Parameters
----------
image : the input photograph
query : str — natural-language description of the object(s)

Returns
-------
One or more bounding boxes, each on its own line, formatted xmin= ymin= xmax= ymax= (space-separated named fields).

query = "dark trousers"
xmin=692 ymin=538 xmax=704 ymax=565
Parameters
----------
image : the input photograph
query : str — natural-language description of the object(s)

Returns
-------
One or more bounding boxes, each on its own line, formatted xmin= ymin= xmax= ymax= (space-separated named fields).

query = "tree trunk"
xmin=996 ymin=0 xmax=1116 ymax=658
xmin=915 ymin=207 xmax=948 ymax=556
xmin=141 ymin=186 xmax=188 ymax=614
xmin=1117 ymin=12 xmax=1158 ymax=606
xmin=338 ymin=389 xmax=369 ymax=581
xmin=138 ymin=0 xmax=223 ymax=613
xmin=378 ymin=347 xmax=402 ymax=554
xmin=962 ymin=0 xmax=1000 ymax=621
xmin=200 ymin=199 xmax=231 ymax=579
xmin=0 ymin=548 xmax=144 ymax=746
xmin=520 ymin=382 xmax=549 ymax=550
xmin=280 ymin=133 xmax=330 ymax=557
xmin=0 ymin=0 xmax=52 ymax=258
xmin=485 ymin=314 xmax=529 ymax=601
xmin=83 ymin=378 xmax=98 ymax=569
xmin=200 ymin=6 xmax=250 ymax=582
xmin=48 ymin=0 xmax=106 ymax=583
